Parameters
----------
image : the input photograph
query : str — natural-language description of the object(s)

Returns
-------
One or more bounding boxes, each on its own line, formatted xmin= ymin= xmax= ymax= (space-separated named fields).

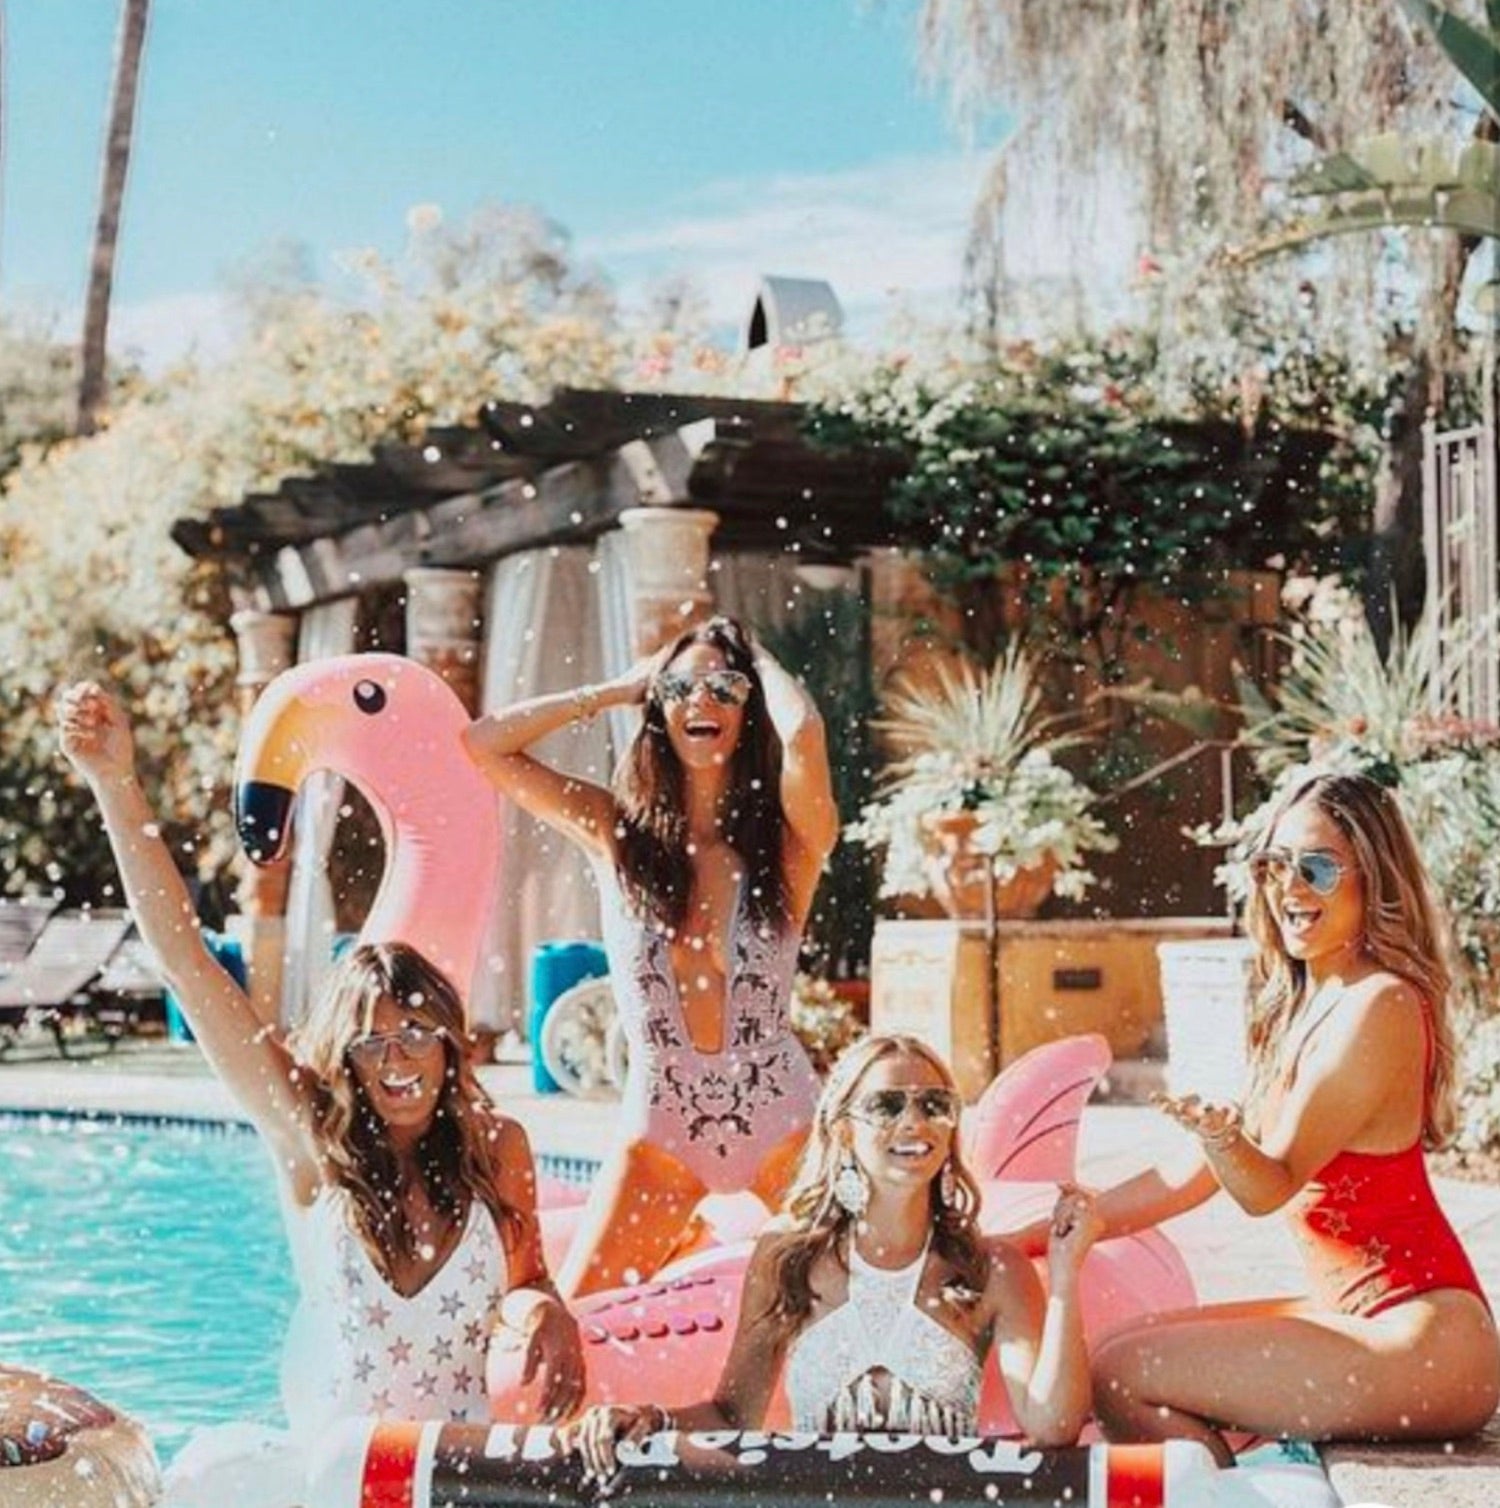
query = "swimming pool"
xmin=0 ymin=1114 xmax=296 ymax=1458
xmin=0 ymin=1112 xmax=599 ymax=1462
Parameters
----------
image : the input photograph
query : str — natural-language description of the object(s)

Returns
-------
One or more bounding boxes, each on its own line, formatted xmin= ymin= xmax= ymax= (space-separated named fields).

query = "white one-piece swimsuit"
xmin=783 ymin=1243 xmax=983 ymax=1437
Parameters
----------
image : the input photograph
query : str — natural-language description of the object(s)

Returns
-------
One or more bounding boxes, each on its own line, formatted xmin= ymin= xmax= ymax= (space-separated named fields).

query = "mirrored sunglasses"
xmin=1247 ymin=847 xmax=1348 ymax=897
xmin=848 ymin=1087 xmax=961 ymax=1128
xmin=348 ymin=1023 xmax=446 ymax=1068
xmin=655 ymin=669 xmax=752 ymax=707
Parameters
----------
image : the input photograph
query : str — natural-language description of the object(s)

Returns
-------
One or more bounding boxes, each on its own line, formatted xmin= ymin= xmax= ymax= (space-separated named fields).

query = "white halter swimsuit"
xmin=783 ymin=1243 xmax=983 ymax=1437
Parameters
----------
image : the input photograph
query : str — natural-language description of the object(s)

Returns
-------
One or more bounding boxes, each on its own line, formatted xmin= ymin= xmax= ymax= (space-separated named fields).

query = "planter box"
xmin=1158 ymin=937 xmax=1256 ymax=1104
xmin=871 ymin=917 xmax=1234 ymax=1100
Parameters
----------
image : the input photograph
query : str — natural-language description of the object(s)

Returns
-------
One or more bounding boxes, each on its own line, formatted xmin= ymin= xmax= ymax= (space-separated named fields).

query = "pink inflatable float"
xmin=235 ymin=653 xmax=501 ymax=1012
xmin=493 ymin=1034 xmax=1197 ymax=1435
xmin=232 ymin=655 xmax=1197 ymax=1432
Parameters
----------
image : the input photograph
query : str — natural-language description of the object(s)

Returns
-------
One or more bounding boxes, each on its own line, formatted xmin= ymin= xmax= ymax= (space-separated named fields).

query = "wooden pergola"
xmin=173 ymin=388 xmax=906 ymax=611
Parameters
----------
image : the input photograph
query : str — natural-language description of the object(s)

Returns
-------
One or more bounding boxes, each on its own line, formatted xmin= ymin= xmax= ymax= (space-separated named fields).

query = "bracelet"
xmin=569 ymin=685 xmax=600 ymax=722
xmin=649 ymin=1404 xmax=678 ymax=1434
xmin=1199 ymin=1106 xmax=1244 ymax=1151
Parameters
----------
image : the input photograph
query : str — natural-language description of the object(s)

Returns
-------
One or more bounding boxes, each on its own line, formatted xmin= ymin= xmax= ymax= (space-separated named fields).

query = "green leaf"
xmin=1397 ymin=0 xmax=1500 ymax=122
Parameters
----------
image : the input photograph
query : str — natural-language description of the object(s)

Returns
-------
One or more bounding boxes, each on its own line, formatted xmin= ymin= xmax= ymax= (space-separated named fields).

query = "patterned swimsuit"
xmin=595 ymin=861 xmax=819 ymax=1193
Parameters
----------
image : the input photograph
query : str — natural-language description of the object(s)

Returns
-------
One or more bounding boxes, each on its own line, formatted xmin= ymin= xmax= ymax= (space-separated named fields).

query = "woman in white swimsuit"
xmin=57 ymin=684 xmax=584 ymax=1442
xmin=570 ymin=1033 xmax=1098 ymax=1476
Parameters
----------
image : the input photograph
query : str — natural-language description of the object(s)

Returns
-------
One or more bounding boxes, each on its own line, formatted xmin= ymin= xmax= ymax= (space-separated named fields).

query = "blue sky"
xmin=3 ymin=0 xmax=1021 ymax=364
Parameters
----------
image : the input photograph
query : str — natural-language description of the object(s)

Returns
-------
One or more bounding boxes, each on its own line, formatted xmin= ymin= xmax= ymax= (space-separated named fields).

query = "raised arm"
xmin=750 ymin=639 xmax=840 ymax=911
xmin=462 ymin=665 xmax=653 ymax=859
xmin=57 ymin=684 xmax=320 ymax=1195
xmin=569 ymin=1228 xmax=791 ymax=1482
xmin=990 ymin=1185 xmax=1099 ymax=1446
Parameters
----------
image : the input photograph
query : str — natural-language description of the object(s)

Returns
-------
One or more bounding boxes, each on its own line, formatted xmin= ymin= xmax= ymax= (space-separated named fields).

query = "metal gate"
xmin=1423 ymin=368 xmax=1500 ymax=724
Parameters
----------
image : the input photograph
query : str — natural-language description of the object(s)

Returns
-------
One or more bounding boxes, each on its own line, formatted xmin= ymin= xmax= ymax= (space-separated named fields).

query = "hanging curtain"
xmin=279 ymin=598 xmax=359 ymax=1025
xmin=712 ymin=548 xmax=806 ymax=637
xmin=476 ymin=547 xmax=614 ymax=1034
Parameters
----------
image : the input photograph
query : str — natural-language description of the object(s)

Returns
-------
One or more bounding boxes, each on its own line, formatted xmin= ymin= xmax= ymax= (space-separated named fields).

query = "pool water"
xmin=0 ymin=1115 xmax=296 ymax=1459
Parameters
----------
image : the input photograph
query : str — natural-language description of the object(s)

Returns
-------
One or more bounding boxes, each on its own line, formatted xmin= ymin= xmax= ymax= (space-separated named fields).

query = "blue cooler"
xmin=166 ymin=931 xmax=247 ymax=1043
xmin=528 ymin=940 xmax=609 ymax=1093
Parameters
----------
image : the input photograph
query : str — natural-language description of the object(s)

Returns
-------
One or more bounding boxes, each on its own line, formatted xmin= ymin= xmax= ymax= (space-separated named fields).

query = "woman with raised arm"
xmin=1011 ymin=771 xmax=1498 ymax=1463
xmin=463 ymin=614 xmax=840 ymax=1296
xmin=56 ymin=685 xmax=583 ymax=1471
xmin=568 ymin=1033 xmax=1099 ymax=1479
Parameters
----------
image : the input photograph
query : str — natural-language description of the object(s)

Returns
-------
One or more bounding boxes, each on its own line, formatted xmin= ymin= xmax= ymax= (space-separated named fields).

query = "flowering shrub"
xmin=847 ymin=647 xmax=1117 ymax=906
xmin=1202 ymin=576 xmax=1500 ymax=1149
xmin=788 ymin=974 xmax=867 ymax=1076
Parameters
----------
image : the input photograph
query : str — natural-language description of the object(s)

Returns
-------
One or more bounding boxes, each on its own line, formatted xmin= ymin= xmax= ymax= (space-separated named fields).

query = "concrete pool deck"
xmin=3 ymin=1039 xmax=1498 ymax=1506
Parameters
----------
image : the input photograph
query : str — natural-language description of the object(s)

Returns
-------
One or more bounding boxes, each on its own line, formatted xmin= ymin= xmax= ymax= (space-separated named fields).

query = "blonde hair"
xmin=761 ymin=1033 xmax=988 ymax=1330
xmin=289 ymin=942 xmax=520 ymax=1271
xmin=1243 ymin=772 xmax=1456 ymax=1145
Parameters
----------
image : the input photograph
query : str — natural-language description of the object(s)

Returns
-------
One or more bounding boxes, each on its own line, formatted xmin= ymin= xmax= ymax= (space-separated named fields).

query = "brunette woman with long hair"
xmin=464 ymin=614 xmax=840 ymax=1296
xmin=569 ymin=1034 xmax=1099 ymax=1479
xmin=1009 ymin=771 xmax=1498 ymax=1463
xmin=56 ymin=684 xmax=583 ymax=1462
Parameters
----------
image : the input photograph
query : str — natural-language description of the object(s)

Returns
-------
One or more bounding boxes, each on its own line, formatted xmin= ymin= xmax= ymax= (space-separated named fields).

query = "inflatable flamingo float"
xmin=233 ymin=653 xmax=1198 ymax=1428
xmin=235 ymin=652 xmax=501 ymax=1011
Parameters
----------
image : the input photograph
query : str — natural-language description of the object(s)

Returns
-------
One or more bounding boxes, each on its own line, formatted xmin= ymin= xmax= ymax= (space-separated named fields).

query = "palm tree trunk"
xmin=77 ymin=0 xmax=150 ymax=437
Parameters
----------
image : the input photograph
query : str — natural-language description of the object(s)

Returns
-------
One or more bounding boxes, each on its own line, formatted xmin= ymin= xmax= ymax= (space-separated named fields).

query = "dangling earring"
xmin=939 ymin=1159 xmax=958 ymax=1208
xmin=833 ymin=1148 xmax=869 ymax=1218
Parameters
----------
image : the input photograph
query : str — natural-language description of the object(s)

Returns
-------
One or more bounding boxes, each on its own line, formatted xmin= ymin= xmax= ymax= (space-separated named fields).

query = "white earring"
xmin=833 ymin=1149 xmax=869 ymax=1218
xmin=940 ymin=1159 xmax=958 ymax=1208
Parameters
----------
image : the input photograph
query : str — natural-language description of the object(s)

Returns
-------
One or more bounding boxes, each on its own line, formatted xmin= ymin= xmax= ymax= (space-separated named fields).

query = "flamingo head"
xmin=234 ymin=653 xmax=470 ymax=864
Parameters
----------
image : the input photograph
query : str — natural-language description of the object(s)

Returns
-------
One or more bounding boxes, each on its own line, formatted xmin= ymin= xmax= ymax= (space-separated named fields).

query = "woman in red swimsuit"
xmin=1012 ymin=771 xmax=1498 ymax=1463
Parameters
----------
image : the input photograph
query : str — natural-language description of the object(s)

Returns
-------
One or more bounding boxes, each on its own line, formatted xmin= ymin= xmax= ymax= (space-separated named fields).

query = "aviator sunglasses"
xmin=654 ymin=669 xmax=753 ymax=707
xmin=348 ymin=1022 xmax=446 ymax=1069
xmin=848 ymin=1086 xmax=961 ymax=1128
xmin=1247 ymin=846 xmax=1349 ymax=897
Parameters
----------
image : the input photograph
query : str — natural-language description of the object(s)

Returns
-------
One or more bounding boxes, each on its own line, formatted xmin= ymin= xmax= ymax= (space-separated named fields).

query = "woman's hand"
xmin=1046 ymin=1181 xmax=1101 ymax=1275
xmin=566 ymin=1402 xmax=673 ymax=1485
xmin=1152 ymin=1091 xmax=1242 ymax=1151
xmin=508 ymin=1292 xmax=586 ymax=1422
xmin=57 ymin=683 xmax=136 ymax=786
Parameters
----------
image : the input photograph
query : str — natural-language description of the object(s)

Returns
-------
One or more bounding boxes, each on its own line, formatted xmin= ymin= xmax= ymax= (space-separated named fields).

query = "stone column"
xmin=618 ymin=507 xmax=720 ymax=656
xmin=404 ymin=567 xmax=484 ymax=713
xmin=225 ymin=608 xmax=298 ymax=1024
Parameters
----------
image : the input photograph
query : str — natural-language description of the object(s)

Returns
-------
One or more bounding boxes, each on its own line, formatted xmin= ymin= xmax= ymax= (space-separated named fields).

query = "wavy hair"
xmin=760 ymin=1034 xmax=988 ymax=1332
xmin=613 ymin=614 xmax=787 ymax=930
xmin=1243 ymin=771 xmax=1456 ymax=1145
xmin=289 ymin=942 xmax=521 ymax=1273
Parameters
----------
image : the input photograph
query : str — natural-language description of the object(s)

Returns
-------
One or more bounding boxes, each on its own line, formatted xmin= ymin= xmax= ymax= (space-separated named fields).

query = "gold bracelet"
xmin=570 ymin=685 xmax=600 ymax=721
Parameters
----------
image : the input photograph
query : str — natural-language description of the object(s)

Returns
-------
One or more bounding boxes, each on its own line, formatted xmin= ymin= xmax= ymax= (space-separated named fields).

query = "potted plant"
xmin=847 ymin=644 xmax=1117 ymax=919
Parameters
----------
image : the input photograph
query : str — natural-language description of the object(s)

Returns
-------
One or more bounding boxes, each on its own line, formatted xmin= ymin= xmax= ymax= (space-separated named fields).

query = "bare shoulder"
xmin=1325 ymin=972 xmax=1425 ymax=1054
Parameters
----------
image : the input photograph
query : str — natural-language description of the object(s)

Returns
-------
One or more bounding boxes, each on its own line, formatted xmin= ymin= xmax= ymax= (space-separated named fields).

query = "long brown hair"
xmin=1243 ymin=771 xmax=1457 ymax=1145
xmin=613 ymin=614 xmax=787 ymax=930
xmin=761 ymin=1034 xmax=989 ymax=1332
xmin=289 ymin=942 xmax=522 ymax=1272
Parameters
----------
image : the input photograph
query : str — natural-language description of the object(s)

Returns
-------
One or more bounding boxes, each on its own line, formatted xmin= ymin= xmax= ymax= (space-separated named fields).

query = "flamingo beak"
xmin=235 ymin=781 xmax=295 ymax=864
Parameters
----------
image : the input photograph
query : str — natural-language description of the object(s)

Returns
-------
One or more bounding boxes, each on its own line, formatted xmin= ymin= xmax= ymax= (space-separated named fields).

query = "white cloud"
xmin=580 ymin=147 xmax=1146 ymax=343
xmin=108 ymin=289 xmax=243 ymax=372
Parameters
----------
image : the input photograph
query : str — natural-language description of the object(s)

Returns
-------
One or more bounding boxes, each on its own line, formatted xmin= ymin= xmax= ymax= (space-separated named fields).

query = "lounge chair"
xmin=0 ymin=896 xmax=60 ymax=978
xmin=0 ymin=908 xmax=134 ymax=1058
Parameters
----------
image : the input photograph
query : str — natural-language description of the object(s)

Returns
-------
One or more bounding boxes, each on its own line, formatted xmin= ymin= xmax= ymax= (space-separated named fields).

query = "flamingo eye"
xmin=353 ymin=680 xmax=387 ymax=715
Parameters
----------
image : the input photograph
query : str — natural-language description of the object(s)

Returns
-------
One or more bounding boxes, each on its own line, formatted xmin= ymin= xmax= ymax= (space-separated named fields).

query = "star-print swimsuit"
xmin=594 ymin=860 xmax=819 ymax=1194
xmin=284 ymin=1185 xmax=509 ymax=1429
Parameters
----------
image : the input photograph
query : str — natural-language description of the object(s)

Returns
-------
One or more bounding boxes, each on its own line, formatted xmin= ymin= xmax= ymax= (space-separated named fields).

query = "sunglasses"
xmin=847 ymin=1087 xmax=961 ymax=1128
xmin=1247 ymin=847 xmax=1349 ymax=897
xmin=654 ymin=669 xmax=752 ymax=707
xmin=348 ymin=1023 xmax=446 ymax=1069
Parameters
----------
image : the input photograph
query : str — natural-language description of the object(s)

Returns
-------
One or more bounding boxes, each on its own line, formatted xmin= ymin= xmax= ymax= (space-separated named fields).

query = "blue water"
xmin=0 ymin=1114 xmax=296 ymax=1458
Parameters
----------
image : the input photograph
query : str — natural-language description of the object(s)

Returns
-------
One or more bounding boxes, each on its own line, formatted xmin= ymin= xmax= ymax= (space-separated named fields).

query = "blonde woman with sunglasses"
xmin=569 ymin=1033 xmax=1099 ymax=1478
xmin=56 ymin=684 xmax=583 ymax=1503
xmin=1011 ymin=771 xmax=1498 ymax=1463
xmin=464 ymin=615 xmax=840 ymax=1297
